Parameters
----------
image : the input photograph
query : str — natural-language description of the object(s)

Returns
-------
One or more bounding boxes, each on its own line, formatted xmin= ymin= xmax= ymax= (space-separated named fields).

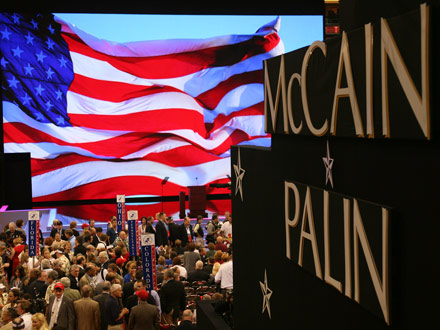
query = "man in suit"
xmin=60 ymin=277 xmax=81 ymax=301
xmin=174 ymin=309 xmax=197 ymax=330
xmin=50 ymin=220 xmax=66 ymax=240
xmin=68 ymin=265 xmax=81 ymax=291
xmin=166 ymin=217 xmax=180 ymax=246
xmin=78 ymin=263 xmax=97 ymax=296
xmin=155 ymin=212 xmax=169 ymax=247
xmin=187 ymin=260 xmax=209 ymax=283
xmin=74 ymin=285 xmax=100 ymax=330
xmin=46 ymin=282 xmax=75 ymax=330
xmin=127 ymin=290 xmax=160 ymax=330
xmin=159 ymin=269 xmax=186 ymax=325
xmin=145 ymin=216 xmax=156 ymax=234
xmin=178 ymin=217 xmax=194 ymax=247
xmin=93 ymin=281 xmax=111 ymax=330
xmin=183 ymin=242 xmax=201 ymax=274
xmin=125 ymin=279 xmax=161 ymax=320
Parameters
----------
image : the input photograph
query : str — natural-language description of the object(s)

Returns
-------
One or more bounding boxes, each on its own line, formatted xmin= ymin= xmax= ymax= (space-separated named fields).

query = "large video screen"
xmin=1 ymin=13 xmax=323 ymax=203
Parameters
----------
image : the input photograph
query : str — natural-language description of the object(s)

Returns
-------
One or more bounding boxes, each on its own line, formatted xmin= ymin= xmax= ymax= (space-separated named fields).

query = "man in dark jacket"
xmin=155 ymin=212 xmax=168 ymax=247
xmin=166 ymin=217 xmax=179 ymax=246
xmin=187 ymin=260 xmax=209 ymax=283
xmin=46 ymin=283 xmax=76 ymax=330
xmin=175 ymin=309 xmax=197 ymax=330
xmin=177 ymin=217 xmax=193 ymax=248
xmin=50 ymin=220 xmax=66 ymax=239
xmin=93 ymin=281 xmax=111 ymax=330
xmin=159 ymin=269 xmax=186 ymax=325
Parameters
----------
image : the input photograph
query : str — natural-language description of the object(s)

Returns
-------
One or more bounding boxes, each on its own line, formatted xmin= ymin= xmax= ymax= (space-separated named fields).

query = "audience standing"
xmin=0 ymin=212 xmax=233 ymax=330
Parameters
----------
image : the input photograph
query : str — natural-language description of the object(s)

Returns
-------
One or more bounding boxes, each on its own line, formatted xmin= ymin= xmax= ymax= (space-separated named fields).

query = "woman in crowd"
xmin=40 ymin=248 xmax=54 ymax=269
xmin=9 ymin=265 xmax=26 ymax=291
xmin=138 ymin=216 xmax=148 ymax=235
xmin=206 ymin=243 xmax=216 ymax=259
xmin=31 ymin=312 xmax=50 ymax=330
xmin=63 ymin=241 xmax=74 ymax=263
xmin=123 ymin=261 xmax=137 ymax=283
xmin=1 ymin=288 xmax=20 ymax=319
xmin=10 ymin=238 xmax=25 ymax=275
xmin=213 ymin=251 xmax=223 ymax=265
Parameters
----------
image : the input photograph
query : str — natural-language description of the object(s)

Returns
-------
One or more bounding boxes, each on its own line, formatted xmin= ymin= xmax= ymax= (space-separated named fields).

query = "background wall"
xmin=232 ymin=1 xmax=440 ymax=329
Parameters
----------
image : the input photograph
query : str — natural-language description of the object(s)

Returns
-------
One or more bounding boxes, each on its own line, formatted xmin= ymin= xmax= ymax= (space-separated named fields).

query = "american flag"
xmin=1 ymin=13 xmax=283 ymax=203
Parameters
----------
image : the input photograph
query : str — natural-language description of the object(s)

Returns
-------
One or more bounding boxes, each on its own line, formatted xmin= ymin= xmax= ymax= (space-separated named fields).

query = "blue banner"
xmin=28 ymin=219 xmax=39 ymax=257
xmin=116 ymin=202 xmax=123 ymax=232
xmin=127 ymin=219 xmax=138 ymax=257
xmin=116 ymin=195 xmax=125 ymax=232
xmin=140 ymin=234 xmax=157 ymax=291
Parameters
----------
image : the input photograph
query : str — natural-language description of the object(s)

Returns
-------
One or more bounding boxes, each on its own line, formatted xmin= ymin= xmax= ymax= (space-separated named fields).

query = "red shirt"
xmin=214 ymin=242 xmax=228 ymax=253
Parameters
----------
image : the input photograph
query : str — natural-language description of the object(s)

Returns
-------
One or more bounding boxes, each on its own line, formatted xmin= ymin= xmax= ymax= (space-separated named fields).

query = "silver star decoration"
xmin=322 ymin=140 xmax=334 ymax=188
xmin=233 ymin=148 xmax=245 ymax=201
xmin=259 ymin=269 xmax=273 ymax=319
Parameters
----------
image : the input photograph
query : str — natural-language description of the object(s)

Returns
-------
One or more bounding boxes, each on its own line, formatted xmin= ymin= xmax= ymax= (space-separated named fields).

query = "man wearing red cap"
xmin=127 ymin=290 xmax=160 ymax=330
xmin=46 ymin=282 xmax=75 ymax=330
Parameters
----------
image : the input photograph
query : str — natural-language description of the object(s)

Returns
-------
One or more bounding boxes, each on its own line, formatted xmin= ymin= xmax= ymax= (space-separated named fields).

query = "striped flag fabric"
xmin=1 ymin=13 xmax=283 ymax=202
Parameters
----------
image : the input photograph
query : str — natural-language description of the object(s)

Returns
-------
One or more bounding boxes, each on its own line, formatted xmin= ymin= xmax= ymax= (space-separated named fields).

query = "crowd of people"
xmin=0 ymin=211 xmax=233 ymax=330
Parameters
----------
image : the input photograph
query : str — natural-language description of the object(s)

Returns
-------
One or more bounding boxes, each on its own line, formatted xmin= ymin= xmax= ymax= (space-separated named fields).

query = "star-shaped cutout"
xmin=48 ymin=24 xmax=55 ymax=34
xmin=12 ymin=46 xmax=24 ymax=58
xmin=24 ymin=63 xmax=35 ymax=76
xmin=233 ymin=148 xmax=245 ymax=202
xmin=45 ymin=100 xmax=53 ymax=111
xmin=31 ymin=19 xmax=38 ymax=29
xmin=1 ymin=27 xmax=12 ymax=40
xmin=34 ymin=112 xmax=45 ymax=121
xmin=322 ymin=140 xmax=334 ymax=188
xmin=11 ymin=13 xmax=20 ymax=24
xmin=260 ymin=269 xmax=273 ymax=319
xmin=36 ymin=51 xmax=47 ymax=63
xmin=46 ymin=38 xmax=55 ymax=50
xmin=58 ymin=56 xmax=68 ymax=68
xmin=55 ymin=89 xmax=63 ymax=100
xmin=25 ymin=32 xmax=34 ymax=45
xmin=7 ymin=76 xmax=20 ymax=88
xmin=35 ymin=84 xmax=45 ymax=96
xmin=21 ymin=93 xmax=32 ymax=105
xmin=46 ymin=67 xmax=55 ymax=79
xmin=56 ymin=116 xmax=65 ymax=125
xmin=1 ymin=57 xmax=9 ymax=68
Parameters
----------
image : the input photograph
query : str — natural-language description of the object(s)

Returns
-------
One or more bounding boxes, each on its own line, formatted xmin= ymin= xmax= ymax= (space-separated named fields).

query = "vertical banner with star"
xmin=116 ymin=195 xmax=125 ymax=232
xmin=27 ymin=211 xmax=40 ymax=257
xmin=127 ymin=210 xmax=138 ymax=257
xmin=140 ymin=233 xmax=157 ymax=291
xmin=233 ymin=148 xmax=246 ymax=202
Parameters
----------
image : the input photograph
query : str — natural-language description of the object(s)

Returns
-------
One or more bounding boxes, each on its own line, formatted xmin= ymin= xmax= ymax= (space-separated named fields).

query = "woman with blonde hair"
xmin=123 ymin=260 xmax=137 ymax=282
xmin=212 ymin=262 xmax=221 ymax=276
xmin=31 ymin=312 xmax=50 ymax=330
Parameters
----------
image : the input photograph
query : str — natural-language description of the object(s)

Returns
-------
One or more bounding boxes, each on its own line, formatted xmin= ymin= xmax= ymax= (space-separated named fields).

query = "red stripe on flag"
xmin=69 ymin=74 xmax=182 ymax=103
xmin=30 ymin=144 xmax=223 ymax=176
xmin=62 ymin=32 xmax=281 ymax=79
xmin=68 ymin=109 xmax=207 ymax=134
xmin=197 ymin=70 xmax=264 ymax=110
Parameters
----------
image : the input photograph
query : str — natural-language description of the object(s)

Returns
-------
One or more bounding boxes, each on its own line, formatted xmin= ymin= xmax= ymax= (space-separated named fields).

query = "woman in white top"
xmin=138 ymin=216 xmax=148 ymax=235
